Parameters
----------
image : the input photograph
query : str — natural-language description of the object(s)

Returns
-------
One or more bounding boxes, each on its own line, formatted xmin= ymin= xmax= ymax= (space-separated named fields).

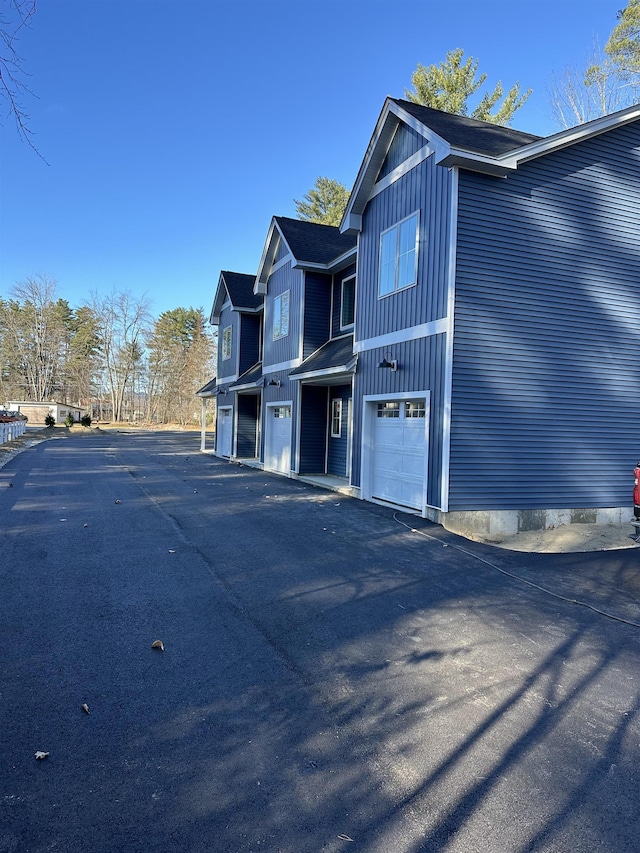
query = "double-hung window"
xmin=273 ymin=290 xmax=290 ymax=340
xmin=340 ymin=276 xmax=355 ymax=329
xmin=378 ymin=212 xmax=419 ymax=297
xmin=331 ymin=399 xmax=342 ymax=438
xmin=222 ymin=326 xmax=232 ymax=360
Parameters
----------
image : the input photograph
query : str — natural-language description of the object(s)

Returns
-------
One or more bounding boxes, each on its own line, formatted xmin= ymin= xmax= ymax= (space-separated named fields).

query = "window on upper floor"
xmin=273 ymin=290 xmax=290 ymax=340
xmin=222 ymin=326 xmax=232 ymax=360
xmin=340 ymin=275 xmax=355 ymax=330
xmin=378 ymin=212 xmax=419 ymax=297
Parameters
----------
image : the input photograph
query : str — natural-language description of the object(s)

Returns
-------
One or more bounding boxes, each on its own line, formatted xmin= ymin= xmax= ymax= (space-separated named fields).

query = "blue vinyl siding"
xmin=450 ymin=121 xmax=640 ymax=510
xmin=327 ymin=385 xmax=351 ymax=477
xmin=236 ymin=394 xmax=260 ymax=458
xmin=377 ymin=124 xmax=427 ymax=180
xmin=352 ymin=334 xmax=447 ymax=507
xmin=262 ymin=262 xmax=302 ymax=369
xmin=299 ymin=385 xmax=327 ymax=473
xmin=274 ymin=236 xmax=289 ymax=263
xmin=356 ymin=156 xmax=452 ymax=342
xmin=303 ymin=272 xmax=331 ymax=358
xmin=239 ymin=314 xmax=261 ymax=375
xmin=217 ymin=304 xmax=240 ymax=381
xmin=331 ymin=264 xmax=357 ymax=337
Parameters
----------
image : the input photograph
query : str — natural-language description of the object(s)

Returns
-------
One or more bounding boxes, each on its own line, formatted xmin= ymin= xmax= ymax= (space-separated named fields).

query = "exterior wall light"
xmin=377 ymin=354 xmax=398 ymax=371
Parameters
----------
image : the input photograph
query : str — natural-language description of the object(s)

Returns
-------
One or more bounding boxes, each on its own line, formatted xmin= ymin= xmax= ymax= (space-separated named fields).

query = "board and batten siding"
xmin=355 ymin=155 xmax=453 ymax=344
xmin=377 ymin=124 xmax=427 ymax=181
xmin=239 ymin=314 xmax=261 ymax=375
xmin=217 ymin=303 xmax=240 ymax=381
xmin=303 ymin=272 xmax=331 ymax=359
xmin=450 ymin=121 xmax=640 ymax=511
xmin=331 ymin=264 xmax=357 ymax=338
xmin=352 ymin=334 xmax=447 ymax=508
xmin=262 ymin=262 xmax=303 ymax=369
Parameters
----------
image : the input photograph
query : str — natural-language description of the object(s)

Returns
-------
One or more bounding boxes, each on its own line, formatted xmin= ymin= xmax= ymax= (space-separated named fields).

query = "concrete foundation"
xmin=426 ymin=506 xmax=631 ymax=539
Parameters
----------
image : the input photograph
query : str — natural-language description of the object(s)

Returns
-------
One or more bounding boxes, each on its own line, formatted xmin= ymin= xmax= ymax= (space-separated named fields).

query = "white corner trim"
xmin=354 ymin=317 xmax=448 ymax=353
xmin=440 ymin=166 xmax=458 ymax=514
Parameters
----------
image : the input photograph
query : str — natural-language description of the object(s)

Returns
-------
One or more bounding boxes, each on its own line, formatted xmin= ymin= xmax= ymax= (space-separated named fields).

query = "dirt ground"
xmin=473 ymin=521 xmax=640 ymax=553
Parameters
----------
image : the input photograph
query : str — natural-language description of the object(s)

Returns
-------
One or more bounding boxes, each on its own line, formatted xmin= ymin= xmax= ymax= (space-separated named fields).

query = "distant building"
xmin=7 ymin=401 xmax=85 ymax=425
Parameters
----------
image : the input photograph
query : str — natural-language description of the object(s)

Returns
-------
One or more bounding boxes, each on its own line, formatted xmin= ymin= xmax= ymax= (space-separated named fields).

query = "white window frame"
xmin=222 ymin=325 xmax=232 ymax=360
xmin=340 ymin=275 xmax=356 ymax=330
xmin=378 ymin=211 xmax=419 ymax=298
xmin=331 ymin=398 xmax=342 ymax=438
xmin=273 ymin=290 xmax=290 ymax=340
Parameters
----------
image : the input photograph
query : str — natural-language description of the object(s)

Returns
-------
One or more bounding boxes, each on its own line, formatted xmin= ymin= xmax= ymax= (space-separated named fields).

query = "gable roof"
xmin=342 ymin=96 xmax=640 ymax=232
xmin=210 ymin=270 xmax=263 ymax=325
xmin=391 ymin=98 xmax=541 ymax=157
xmin=255 ymin=216 xmax=357 ymax=293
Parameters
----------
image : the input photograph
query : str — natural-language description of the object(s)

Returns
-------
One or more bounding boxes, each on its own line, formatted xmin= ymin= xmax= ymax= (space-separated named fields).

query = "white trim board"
xmin=354 ymin=317 xmax=448 ymax=353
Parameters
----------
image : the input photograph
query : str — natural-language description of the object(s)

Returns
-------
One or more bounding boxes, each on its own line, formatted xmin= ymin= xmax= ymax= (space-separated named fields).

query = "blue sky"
xmin=0 ymin=0 xmax=626 ymax=318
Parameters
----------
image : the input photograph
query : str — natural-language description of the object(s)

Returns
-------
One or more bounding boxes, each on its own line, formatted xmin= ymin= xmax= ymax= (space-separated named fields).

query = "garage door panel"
xmin=370 ymin=398 xmax=428 ymax=511
xmin=265 ymin=404 xmax=292 ymax=474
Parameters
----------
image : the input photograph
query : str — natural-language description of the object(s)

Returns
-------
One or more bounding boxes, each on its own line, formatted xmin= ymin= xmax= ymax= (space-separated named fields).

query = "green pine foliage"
xmin=405 ymin=48 xmax=531 ymax=126
xmin=294 ymin=177 xmax=350 ymax=227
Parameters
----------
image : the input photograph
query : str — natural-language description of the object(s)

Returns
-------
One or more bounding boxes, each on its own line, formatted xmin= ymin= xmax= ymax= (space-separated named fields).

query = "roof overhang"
xmin=341 ymin=99 xmax=640 ymax=234
xmin=290 ymin=356 xmax=357 ymax=384
xmin=292 ymin=245 xmax=358 ymax=274
xmin=210 ymin=273 xmax=229 ymax=325
xmin=255 ymin=218 xmax=293 ymax=295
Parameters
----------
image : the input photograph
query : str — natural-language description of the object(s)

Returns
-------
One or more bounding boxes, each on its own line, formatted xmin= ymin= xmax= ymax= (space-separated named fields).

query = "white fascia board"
xmin=255 ymin=222 xmax=295 ymax=294
xmin=291 ymin=245 xmax=358 ymax=273
xmin=255 ymin=219 xmax=278 ymax=294
xmin=354 ymin=317 xmax=448 ymax=353
xmin=341 ymin=212 xmax=362 ymax=234
xmin=210 ymin=276 xmax=229 ymax=324
xmin=340 ymin=99 xmax=401 ymax=228
xmin=437 ymin=148 xmax=515 ymax=177
xmin=290 ymin=363 xmax=356 ymax=382
xmin=500 ymin=103 xmax=640 ymax=168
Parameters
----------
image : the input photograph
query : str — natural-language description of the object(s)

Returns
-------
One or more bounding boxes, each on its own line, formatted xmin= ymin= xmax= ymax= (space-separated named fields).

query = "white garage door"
xmin=217 ymin=407 xmax=233 ymax=457
xmin=264 ymin=404 xmax=292 ymax=474
xmin=371 ymin=399 xmax=428 ymax=510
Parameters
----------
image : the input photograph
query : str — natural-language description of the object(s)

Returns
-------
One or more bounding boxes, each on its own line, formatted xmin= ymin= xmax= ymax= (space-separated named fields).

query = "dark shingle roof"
xmin=195 ymin=377 xmax=218 ymax=396
xmin=274 ymin=217 xmax=356 ymax=266
xmin=221 ymin=271 xmax=262 ymax=310
xmin=289 ymin=335 xmax=355 ymax=376
xmin=391 ymin=98 xmax=541 ymax=157
xmin=230 ymin=362 xmax=263 ymax=389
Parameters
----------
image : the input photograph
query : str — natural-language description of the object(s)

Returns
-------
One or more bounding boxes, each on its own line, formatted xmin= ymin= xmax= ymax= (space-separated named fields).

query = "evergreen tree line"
xmin=0 ymin=275 xmax=216 ymax=425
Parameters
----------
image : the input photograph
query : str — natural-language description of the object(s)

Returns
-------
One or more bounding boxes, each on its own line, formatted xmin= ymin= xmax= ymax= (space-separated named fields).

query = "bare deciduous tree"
xmin=0 ymin=0 xmax=44 ymax=157
xmin=91 ymin=290 xmax=151 ymax=422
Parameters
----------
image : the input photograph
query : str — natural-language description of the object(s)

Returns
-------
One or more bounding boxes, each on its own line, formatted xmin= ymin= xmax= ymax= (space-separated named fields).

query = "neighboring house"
xmin=205 ymin=271 xmax=264 ymax=459
xmin=340 ymin=96 xmax=640 ymax=536
xmin=201 ymin=97 xmax=640 ymax=537
xmin=256 ymin=216 xmax=356 ymax=480
xmin=7 ymin=401 xmax=84 ymax=424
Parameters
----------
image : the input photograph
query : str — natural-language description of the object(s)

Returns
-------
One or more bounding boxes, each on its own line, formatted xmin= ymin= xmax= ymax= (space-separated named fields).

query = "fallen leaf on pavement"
xmin=34 ymin=751 xmax=49 ymax=760
xmin=151 ymin=640 xmax=164 ymax=651
xmin=114 ymin=500 xmax=121 ymax=504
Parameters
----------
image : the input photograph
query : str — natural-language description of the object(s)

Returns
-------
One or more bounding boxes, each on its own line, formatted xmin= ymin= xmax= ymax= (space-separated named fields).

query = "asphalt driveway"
xmin=1 ymin=429 xmax=640 ymax=852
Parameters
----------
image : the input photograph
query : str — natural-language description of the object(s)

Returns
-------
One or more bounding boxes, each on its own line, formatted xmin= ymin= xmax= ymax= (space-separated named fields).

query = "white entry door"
xmin=264 ymin=403 xmax=292 ymax=474
xmin=217 ymin=407 xmax=233 ymax=457
xmin=371 ymin=398 xmax=428 ymax=510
